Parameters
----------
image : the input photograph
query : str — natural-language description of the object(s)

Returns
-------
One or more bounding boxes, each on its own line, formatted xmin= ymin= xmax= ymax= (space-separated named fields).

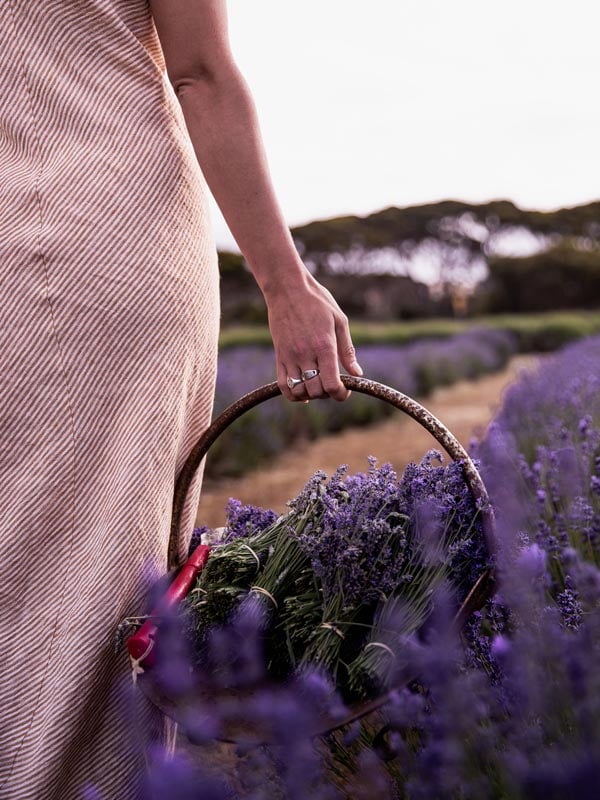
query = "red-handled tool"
xmin=127 ymin=544 xmax=211 ymax=672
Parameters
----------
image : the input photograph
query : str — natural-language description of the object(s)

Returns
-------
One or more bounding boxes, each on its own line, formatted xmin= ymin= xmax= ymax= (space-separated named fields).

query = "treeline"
xmin=218 ymin=199 xmax=600 ymax=322
xmin=291 ymin=199 xmax=600 ymax=258
xmin=482 ymin=241 xmax=600 ymax=313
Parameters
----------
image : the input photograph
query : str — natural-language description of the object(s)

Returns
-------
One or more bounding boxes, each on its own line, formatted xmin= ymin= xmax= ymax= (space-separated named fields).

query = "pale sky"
xmin=211 ymin=0 xmax=599 ymax=250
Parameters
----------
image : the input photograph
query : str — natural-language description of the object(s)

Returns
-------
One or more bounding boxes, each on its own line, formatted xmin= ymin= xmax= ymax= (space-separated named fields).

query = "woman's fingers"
xmin=301 ymin=362 xmax=326 ymax=400
xmin=335 ymin=314 xmax=363 ymax=377
xmin=277 ymin=361 xmax=295 ymax=401
xmin=278 ymin=362 xmax=309 ymax=402
xmin=315 ymin=348 xmax=350 ymax=401
xmin=277 ymin=333 xmax=354 ymax=403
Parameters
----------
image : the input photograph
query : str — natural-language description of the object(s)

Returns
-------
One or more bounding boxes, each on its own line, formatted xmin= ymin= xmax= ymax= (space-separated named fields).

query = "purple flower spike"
xmin=516 ymin=543 xmax=547 ymax=580
xmin=141 ymin=747 xmax=232 ymax=800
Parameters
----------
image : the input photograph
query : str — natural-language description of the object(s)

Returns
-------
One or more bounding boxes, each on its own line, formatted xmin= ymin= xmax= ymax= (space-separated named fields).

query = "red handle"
xmin=127 ymin=544 xmax=211 ymax=669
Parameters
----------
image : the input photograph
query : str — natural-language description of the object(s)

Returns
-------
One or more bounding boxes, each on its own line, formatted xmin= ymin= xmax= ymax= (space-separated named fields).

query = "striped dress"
xmin=0 ymin=1 xmax=220 ymax=797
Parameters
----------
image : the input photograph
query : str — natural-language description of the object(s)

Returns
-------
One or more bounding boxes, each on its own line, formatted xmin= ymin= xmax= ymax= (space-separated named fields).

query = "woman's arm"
xmin=149 ymin=0 xmax=362 ymax=401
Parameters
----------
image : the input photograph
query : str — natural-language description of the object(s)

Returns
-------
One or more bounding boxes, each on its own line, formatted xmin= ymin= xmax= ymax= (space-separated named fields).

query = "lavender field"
xmin=113 ymin=337 xmax=600 ymax=800
xmin=206 ymin=328 xmax=517 ymax=478
xmin=118 ymin=333 xmax=600 ymax=799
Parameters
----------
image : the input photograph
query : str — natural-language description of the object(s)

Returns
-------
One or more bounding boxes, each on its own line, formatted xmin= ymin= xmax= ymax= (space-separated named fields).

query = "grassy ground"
xmin=219 ymin=310 xmax=600 ymax=351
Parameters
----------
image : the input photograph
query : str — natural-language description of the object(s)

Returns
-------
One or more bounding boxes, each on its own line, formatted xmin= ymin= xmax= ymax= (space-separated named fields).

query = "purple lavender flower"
xmin=518 ymin=751 xmax=600 ymax=800
xmin=490 ymin=633 xmax=511 ymax=660
xmin=557 ymin=577 xmax=583 ymax=630
xmin=293 ymin=460 xmax=410 ymax=609
xmin=141 ymin=747 xmax=233 ymax=800
xmin=201 ymin=599 xmax=268 ymax=691
xmin=291 ymin=454 xmax=488 ymax=615
xmin=222 ymin=497 xmax=279 ymax=543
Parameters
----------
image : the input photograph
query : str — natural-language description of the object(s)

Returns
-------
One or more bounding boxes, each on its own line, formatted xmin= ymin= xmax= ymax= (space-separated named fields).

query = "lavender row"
xmin=206 ymin=328 xmax=517 ymax=478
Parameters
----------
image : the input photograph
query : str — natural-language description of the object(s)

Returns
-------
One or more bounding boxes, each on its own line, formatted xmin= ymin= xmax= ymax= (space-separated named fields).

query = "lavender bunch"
xmin=292 ymin=461 xmax=412 ymax=685
xmin=186 ymin=474 xmax=328 ymax=676
xmin=344 ymin=596 xmax=414 ymax=699
xmin=277 ymin=579 xmax=323 ymax=669
xmin=185 ymin=456 xmax=488 ymax=700
xmin=345 ymin=453 xmax=487 ymax=698
xmin=189 ymin=498 xmax=279 ymax=555
xmin=396 ymin=450 xmax=488 ymax=594
xmin=238 ymin=475 xmax=340 ymax=683
xmin=241 ymin=472 xmax=327 ymax=619
xmin=184 ymin=504 xmax=284 ymax=643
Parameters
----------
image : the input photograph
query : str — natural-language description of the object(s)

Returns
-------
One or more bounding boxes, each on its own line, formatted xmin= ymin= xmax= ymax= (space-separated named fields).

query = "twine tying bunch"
xmin=240 ymin=543 xmax=261 ymax=571
xmin=250 ymin=585 xmax=279 ymax=609
xmin=320 ymin=622 xmax=345 ymax=639
xmin=365 ymin=641 xmax=396 ymax=658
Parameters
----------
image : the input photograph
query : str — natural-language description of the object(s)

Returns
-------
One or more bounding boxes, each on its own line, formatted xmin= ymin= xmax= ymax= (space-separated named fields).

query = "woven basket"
xmin=126 ymin=375 xmax=497 ymax=743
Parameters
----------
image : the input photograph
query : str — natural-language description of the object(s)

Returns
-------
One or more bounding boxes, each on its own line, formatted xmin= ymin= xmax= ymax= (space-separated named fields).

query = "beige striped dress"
xmin=1 ymin=1 xmax=220 ymax=797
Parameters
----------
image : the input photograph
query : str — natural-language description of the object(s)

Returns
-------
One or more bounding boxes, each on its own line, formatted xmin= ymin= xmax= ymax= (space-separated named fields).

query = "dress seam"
xmin=2 ymin=2 xmax=79 ymax=787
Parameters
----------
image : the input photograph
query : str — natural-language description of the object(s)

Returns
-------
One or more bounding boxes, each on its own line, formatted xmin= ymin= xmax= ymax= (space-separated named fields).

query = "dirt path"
xmin=196 ymin=355 xmax=537 ymax=527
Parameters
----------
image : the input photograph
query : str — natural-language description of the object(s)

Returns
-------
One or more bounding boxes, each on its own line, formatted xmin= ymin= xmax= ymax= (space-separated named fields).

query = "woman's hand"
xmin=264 ymin=268 xmax=363 ymax=402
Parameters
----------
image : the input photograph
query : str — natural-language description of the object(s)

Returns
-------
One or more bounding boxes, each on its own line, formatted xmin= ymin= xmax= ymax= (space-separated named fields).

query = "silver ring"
xmin=301 ymin=369 xmax=320 ymax=381
xmin=286 ymin=375 xmax=305 ymax=390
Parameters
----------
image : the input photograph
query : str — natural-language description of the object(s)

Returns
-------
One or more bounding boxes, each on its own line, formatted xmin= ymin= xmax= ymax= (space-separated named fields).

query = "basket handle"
xmin=169 ymin=375 xmax=496 ymax=574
